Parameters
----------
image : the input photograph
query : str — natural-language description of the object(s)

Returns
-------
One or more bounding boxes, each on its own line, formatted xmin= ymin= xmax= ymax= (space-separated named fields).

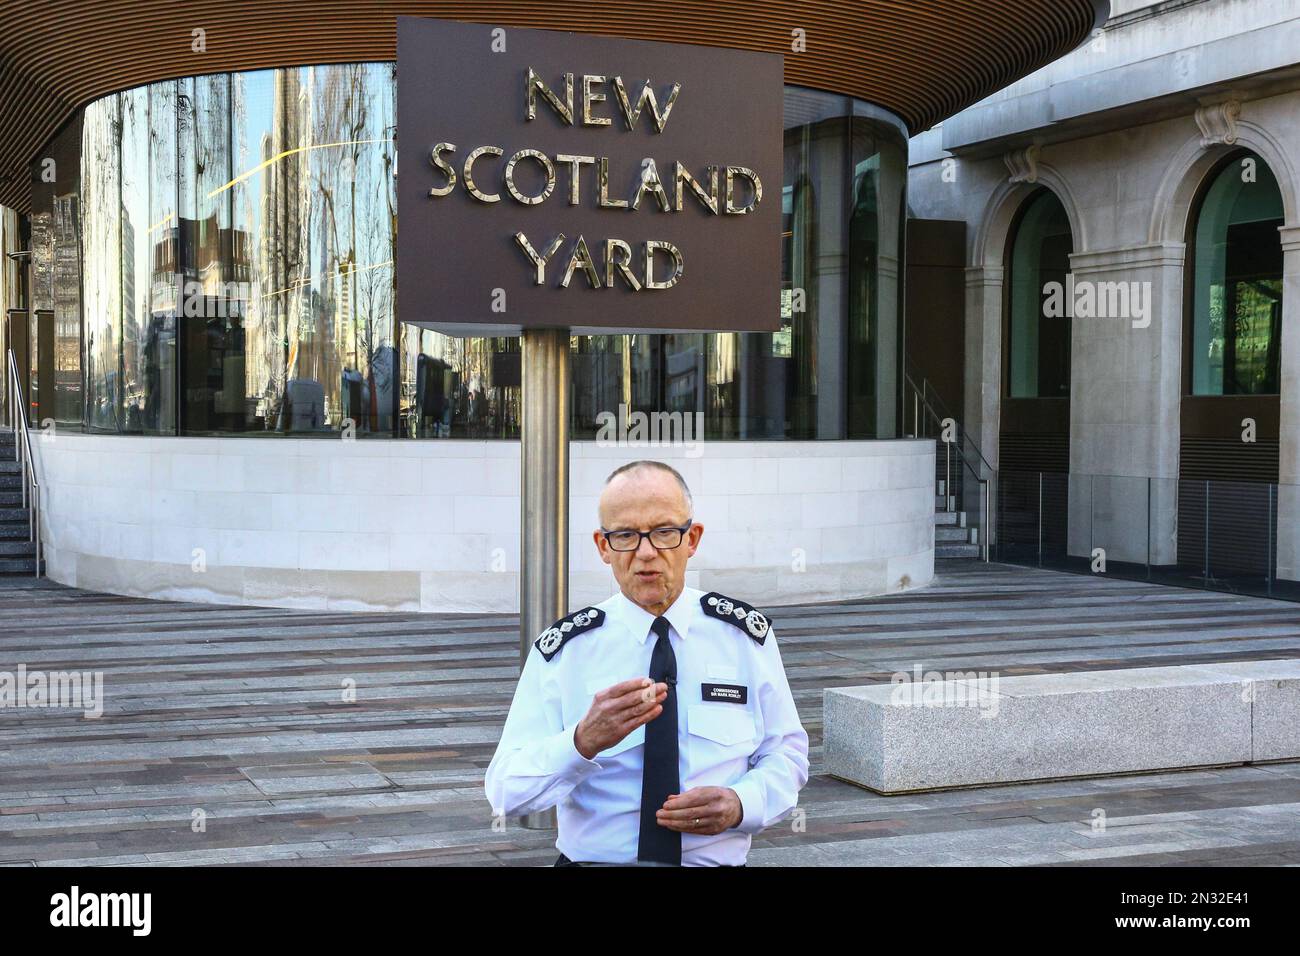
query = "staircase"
xmin=906 ymin=364 xmax=993 ymax=562
xmin=933 ymin=471 xmax=981 ymax=559
xmin=0 ymin=428 xmax=40 ymax=576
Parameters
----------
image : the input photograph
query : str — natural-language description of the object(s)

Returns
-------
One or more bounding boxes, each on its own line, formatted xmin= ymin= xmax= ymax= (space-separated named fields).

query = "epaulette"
xmin=534 ymin=606 xmax=606 ymax=661
xmin=700 ymin=592 xmax=771 ymax=645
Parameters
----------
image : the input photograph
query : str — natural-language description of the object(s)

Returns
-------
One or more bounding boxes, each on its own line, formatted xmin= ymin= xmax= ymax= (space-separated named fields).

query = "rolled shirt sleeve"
xmin=484 ymin=645 xmax=603 ymax=818
xmin=728 ymin=624 xmax=810 ymax=834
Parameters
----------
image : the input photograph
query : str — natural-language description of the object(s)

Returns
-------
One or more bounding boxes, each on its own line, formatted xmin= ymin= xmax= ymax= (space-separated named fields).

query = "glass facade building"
xmin=25 ymin=65 xmax=907 ymax=442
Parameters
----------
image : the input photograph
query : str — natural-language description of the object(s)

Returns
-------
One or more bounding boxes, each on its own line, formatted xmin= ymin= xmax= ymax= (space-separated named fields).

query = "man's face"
xmin=593 ymin=467 xmax=704 ymax=616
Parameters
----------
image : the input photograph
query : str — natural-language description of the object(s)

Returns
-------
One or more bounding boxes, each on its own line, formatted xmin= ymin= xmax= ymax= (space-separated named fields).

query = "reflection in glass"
xmin=121 ymin=82 xmax=179 ymax=434
xmin=39 ymin=73 xmax=905 ymax=441
xmin=1190 ymin=150 xmax=1284 ymax=396
xmin=849 ymin=109 xmax=905 ymax=438
xmin=32 ymin=111 xmax=87 ymax=429
xmin=82 ymin=96 xmax=119 ymax=432
xmin=398 ymin=328 xmax=519 ymax=438
xmin=179 ymin=73 xmax=242 ymax=433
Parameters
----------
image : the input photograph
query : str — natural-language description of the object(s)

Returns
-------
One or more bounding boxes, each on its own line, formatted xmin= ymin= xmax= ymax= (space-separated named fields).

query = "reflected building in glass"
xmin=23 ymin=70 xmax=906 ymax=444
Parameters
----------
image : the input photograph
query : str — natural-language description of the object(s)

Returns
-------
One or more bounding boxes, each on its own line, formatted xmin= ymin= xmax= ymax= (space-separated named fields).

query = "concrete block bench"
xmin=823 ymin=660 xmax=1300 ymax=794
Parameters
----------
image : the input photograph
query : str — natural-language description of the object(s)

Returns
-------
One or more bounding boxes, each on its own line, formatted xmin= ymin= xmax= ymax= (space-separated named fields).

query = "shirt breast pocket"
xmin=688 ymin=704 xmax=758 ymax=755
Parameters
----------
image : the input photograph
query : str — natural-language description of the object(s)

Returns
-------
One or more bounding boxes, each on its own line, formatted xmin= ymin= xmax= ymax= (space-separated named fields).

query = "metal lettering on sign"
xmin=396 ymin=16 xmax=783 ymax=335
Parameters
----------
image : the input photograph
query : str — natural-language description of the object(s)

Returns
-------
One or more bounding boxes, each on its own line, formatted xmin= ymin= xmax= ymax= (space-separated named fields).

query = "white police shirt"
xmin=484 ymin=584 xmax=810 ymax=866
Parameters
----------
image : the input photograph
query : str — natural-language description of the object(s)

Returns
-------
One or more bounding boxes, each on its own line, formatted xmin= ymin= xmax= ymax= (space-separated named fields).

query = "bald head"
xmin=598 ymin=461 xmax=693 ymax=526
xmin=594 ymin=461 xmax=702 ymax=615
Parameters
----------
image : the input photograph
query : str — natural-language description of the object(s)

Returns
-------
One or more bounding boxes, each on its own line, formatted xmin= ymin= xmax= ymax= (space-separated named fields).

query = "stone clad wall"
xmin=908 ymin=0 xmax=1300 ymax=579
xmin=32 ymin=435 xmax=935 ymax=612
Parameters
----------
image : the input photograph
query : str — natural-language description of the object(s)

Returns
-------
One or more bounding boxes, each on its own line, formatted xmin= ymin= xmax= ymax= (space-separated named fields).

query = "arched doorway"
xmin=998 ymin=187 xmax=1074 ymax=563
xmin=1178 ymin=148 xmax=1284 ymax=584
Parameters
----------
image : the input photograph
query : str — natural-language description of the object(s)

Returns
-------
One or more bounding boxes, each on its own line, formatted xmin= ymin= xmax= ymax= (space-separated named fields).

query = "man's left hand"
xmin=656 ymin=787 xmax=742 ymax=835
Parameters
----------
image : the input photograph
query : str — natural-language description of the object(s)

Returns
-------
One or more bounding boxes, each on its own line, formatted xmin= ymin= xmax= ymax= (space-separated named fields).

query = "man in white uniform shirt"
xmin=485 ymin=460 xmax=809 ymax=866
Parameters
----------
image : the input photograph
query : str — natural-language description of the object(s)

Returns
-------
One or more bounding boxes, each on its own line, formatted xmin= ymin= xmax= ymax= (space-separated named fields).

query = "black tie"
xmin=637 ymin=616 xmax=681 ymax=865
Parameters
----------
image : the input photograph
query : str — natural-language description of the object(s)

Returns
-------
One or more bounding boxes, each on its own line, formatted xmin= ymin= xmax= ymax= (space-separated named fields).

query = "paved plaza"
xmin=0 ymin=560 xmax=1298 ymax=866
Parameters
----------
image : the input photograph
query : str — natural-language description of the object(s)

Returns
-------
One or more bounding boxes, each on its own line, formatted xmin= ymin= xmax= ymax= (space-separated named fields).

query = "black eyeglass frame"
xmin=599 ymin=521 xmax=695 ymax=552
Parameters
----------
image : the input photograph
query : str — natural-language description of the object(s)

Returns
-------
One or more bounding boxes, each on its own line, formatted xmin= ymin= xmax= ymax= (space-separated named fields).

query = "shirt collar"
xmin=612 ymin=585 xmax=699 ymax=644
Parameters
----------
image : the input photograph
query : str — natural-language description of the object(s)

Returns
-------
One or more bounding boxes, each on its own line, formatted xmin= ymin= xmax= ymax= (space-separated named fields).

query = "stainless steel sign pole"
xmin=519 ymin=326 xmax=568 ymax=828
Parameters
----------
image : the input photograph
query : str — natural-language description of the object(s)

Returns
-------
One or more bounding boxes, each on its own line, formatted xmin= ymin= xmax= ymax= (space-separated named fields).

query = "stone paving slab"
xmin=1 ymin=560 xmax=1299 ymax=865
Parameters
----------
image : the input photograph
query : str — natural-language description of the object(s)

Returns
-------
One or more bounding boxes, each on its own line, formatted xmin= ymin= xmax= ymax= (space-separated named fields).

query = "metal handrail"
xmin=903 ymin=370 xmax=995 ymax=560
xmin=902 ymin=362 xmax=996 ymax=477
xmin=4 ymin=348 xmax=41 ymax=577
xmin=903 ymin=370 xmax=996 ymax=478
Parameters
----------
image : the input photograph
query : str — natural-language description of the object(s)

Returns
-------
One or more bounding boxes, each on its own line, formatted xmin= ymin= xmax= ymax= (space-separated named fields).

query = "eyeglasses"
xmin=600 ymin=522 xmax=693 ymax=552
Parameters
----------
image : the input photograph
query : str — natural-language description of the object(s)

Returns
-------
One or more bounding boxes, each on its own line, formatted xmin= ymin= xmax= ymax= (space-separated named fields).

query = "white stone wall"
xmin=31 ymin=434 xmax=935 ymax=612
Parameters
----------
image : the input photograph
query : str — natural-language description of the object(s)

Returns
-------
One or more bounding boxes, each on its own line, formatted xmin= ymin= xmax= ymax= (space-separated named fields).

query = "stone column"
xmin=1273 ymin=224 xmax=1300 ymax=580
xmin=962 ymin=266 xmax=1003 ymax=534
xmin=964 ymin=266 xmax=1003 ymax=473
xmin=1065 ymin=242 xmax=1185 ymax=567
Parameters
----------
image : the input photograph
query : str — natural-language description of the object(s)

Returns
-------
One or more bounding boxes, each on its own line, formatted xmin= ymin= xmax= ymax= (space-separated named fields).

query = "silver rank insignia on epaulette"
xmin=700 ymin=592 xmax=771 ymax=645
xmin=534 ymin=606 xmax=606 ymax=661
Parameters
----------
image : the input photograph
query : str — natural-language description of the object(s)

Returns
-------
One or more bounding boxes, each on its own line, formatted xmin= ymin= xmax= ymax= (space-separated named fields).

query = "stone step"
xmin=0 ymin=473 xmax=21 ymax=489
xmin=0 ymin=557 xmax=40 ymax=575
xmin=0 ymin=539 xmax=35 ymax=557
xmin=932 ymin=511 xmax=966 ymax=526
xmin=935 ymin=542 xmax=981 ymax=558
xmin=0 ymin=490 xmax=24 ymax=507
xmin=0 ymin=507 xmax=31 ymax=524
xmin=0 ymin=460 xmax=21 ymax=474
xmin=0 ymin=522 xmax=31 ymax=539
xmin=935 ymin=525 xmax=973 ymax=543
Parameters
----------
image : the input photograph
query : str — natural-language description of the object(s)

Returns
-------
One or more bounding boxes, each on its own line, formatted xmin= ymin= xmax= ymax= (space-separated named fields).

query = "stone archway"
xmin=1149 ymin=118 xmax=1299 ymax=247
xmin=964 ymin=164 xmax=1084 ymax=474
xmin=972 ymin=164 xmax=1088 ymax=272
xmin=1148 ymin=115 xmax=1300 ymax=583
xmin=963 ymin=164 xmax=1083 ymax=561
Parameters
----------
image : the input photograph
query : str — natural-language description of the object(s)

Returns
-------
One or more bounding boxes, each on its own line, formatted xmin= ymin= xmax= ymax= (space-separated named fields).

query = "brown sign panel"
xmin=396 ymin=16 xmax=783 ymax=336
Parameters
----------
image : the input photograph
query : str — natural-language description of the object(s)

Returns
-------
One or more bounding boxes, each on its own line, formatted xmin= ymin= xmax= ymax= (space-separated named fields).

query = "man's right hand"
xmin=573 ymin=678 xmax=669 ymax=760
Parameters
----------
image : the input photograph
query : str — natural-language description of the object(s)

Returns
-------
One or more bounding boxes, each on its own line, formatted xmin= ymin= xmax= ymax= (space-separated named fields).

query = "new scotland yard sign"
xmin=396 ymin=16 xmax=783 ymax=336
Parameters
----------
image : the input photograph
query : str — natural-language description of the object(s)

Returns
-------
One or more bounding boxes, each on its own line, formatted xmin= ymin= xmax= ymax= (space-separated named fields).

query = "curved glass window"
xmin=120 ymin=82 xmax=177 ymax=434
xmin=28 ymin=104 xmax=85 ymax=428
xmin=1006 ymin=188 xmax=1073 ymax=398
xmin=1189 ymin=150 xmax=1283 ymax=396
xmin=30 ymin=70 xmax=906 ymax=439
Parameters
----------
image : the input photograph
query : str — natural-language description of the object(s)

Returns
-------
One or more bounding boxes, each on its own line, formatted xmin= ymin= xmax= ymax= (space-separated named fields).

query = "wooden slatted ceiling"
xmin=0 ymin=0 xmax=1104 ymax=213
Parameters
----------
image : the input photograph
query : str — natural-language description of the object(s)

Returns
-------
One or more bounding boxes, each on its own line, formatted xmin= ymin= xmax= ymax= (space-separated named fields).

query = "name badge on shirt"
xmin=701 ymin=682 xmax=748 ymax=704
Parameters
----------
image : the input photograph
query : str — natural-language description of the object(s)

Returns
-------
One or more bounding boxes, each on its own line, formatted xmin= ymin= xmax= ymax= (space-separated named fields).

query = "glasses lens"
xmin=607 ymin=531 xmax=640 ymax=551
xmin=648 ymin=528 xmax=684 ymax=549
